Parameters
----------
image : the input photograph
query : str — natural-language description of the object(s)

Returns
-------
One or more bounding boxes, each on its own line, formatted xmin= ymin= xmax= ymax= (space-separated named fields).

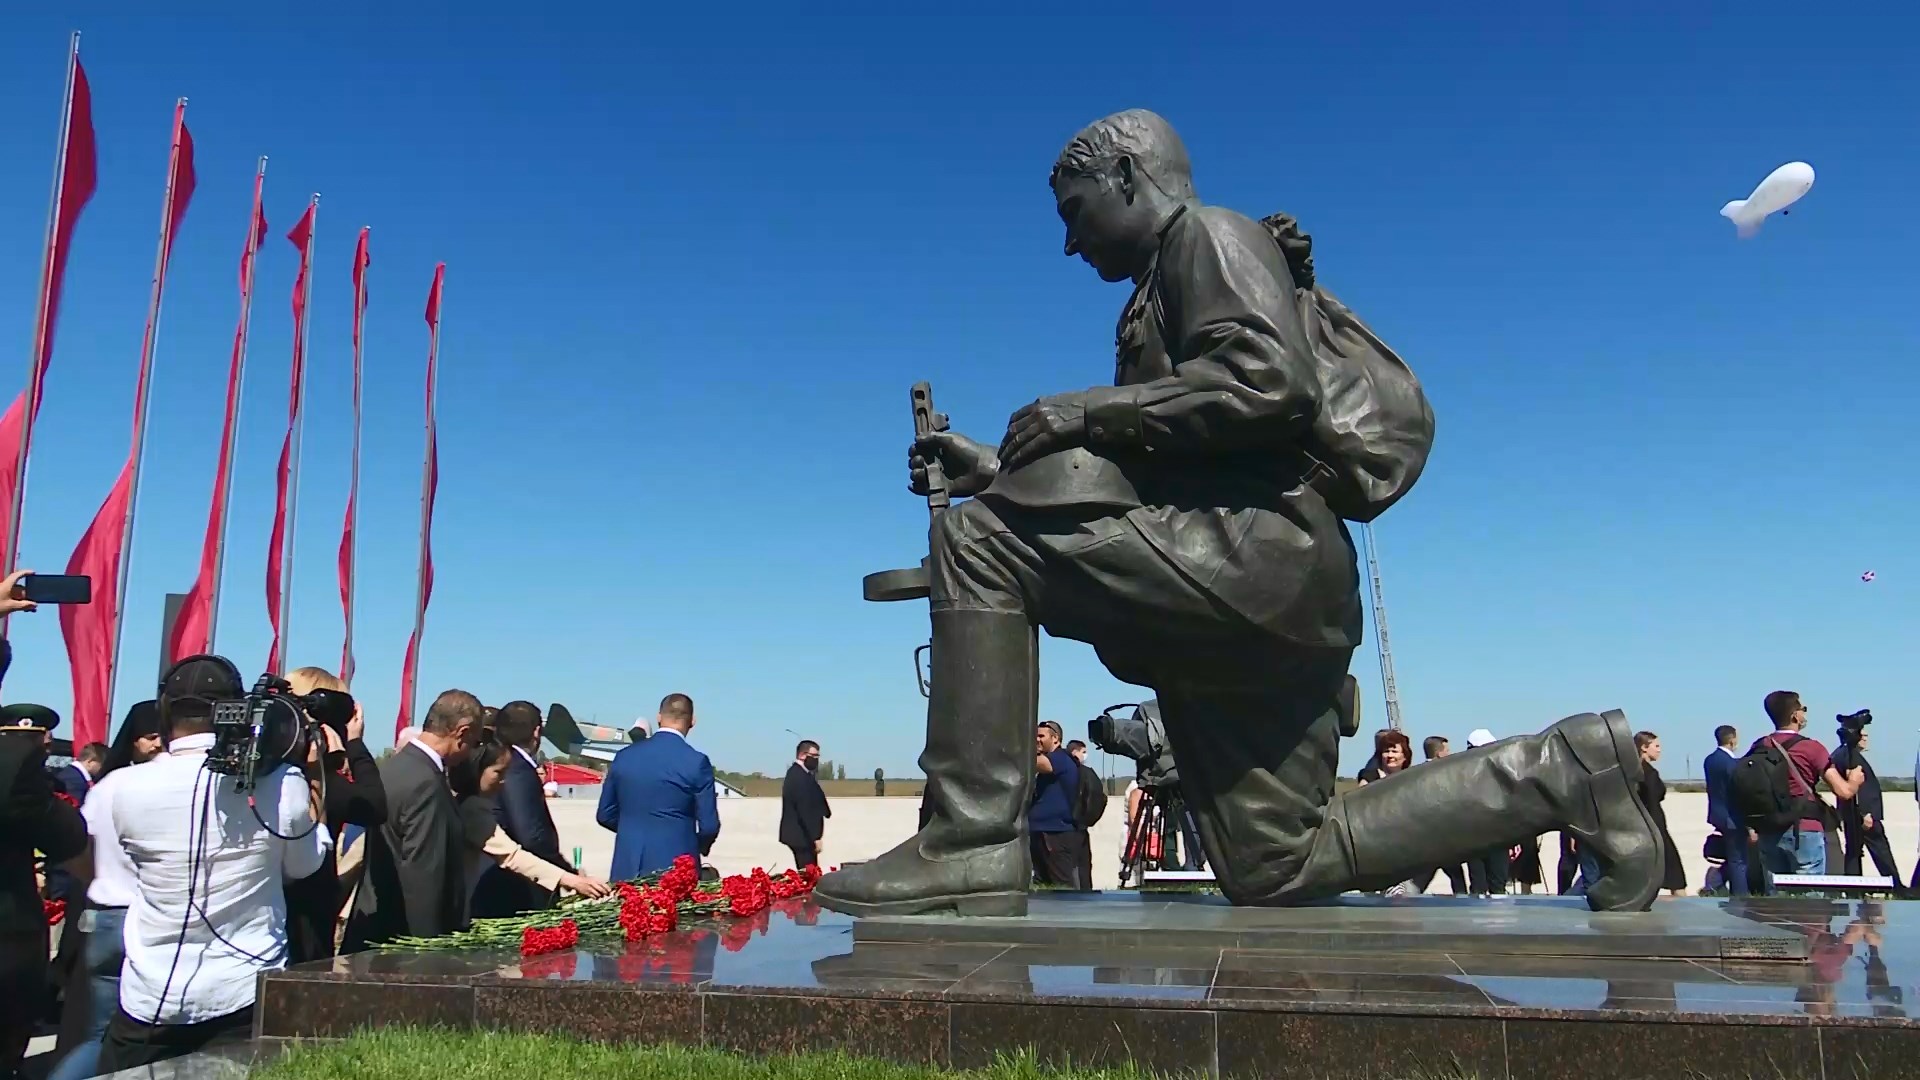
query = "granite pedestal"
xmin=256 ymin=893 xmax=1920 ymax=1080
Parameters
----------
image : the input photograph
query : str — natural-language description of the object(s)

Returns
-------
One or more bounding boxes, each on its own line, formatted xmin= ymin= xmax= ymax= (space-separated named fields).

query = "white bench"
xmin=1140 ymin=869 xmax=1217 ymax=884
xmin=1769 ymin=873 xmax=1899 ymax=892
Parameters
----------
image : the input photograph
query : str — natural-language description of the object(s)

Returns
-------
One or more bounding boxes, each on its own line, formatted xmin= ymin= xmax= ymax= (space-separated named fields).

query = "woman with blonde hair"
xmin=282 ymin=666 xmax=388 ymax=963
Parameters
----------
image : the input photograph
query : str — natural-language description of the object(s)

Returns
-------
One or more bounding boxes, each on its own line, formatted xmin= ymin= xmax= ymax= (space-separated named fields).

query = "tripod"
xmin=1118 ymin=783 xmax=1205 ymax=887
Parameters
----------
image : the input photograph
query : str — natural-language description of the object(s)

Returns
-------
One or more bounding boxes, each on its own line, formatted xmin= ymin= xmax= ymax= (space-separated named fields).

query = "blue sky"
xmin=0 ymin=10 xmax=1913 ymax=781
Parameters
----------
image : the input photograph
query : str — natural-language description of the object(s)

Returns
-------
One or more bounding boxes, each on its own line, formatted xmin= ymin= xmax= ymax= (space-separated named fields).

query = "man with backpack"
xmin=1730 ymin=691 xmax=1861 ymax=892
xmin=1067 ymin=741 xmax=1106 ymax=887
xmin=812 ymin=107 xmax=1666 ymax=920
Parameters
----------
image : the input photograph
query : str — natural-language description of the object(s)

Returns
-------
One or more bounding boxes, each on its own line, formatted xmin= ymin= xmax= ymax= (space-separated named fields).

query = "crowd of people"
xmin=1354 ymin=690 xmax=1906 ymax=899
xmin=1 ymin=573 xmax=743 ymax=1080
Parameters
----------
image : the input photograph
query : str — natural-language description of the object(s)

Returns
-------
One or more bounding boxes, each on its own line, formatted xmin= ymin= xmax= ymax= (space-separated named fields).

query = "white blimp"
xmin=1720 ymin=161 xmax=1815 ymax=239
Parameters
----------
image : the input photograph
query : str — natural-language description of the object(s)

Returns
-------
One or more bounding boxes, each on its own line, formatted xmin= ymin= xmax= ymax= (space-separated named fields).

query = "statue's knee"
xmin=931 ymin=500 xmax=1003 ymax=578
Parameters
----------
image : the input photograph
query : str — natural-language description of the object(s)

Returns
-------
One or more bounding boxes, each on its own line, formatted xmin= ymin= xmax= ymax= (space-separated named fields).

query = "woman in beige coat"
xmin=451 ymin=734 xmax=612 ymax=904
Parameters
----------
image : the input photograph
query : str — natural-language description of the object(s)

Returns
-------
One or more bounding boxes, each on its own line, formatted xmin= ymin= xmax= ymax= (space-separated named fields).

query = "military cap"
xmin=0 ymin=702 xmax=60 ymax=732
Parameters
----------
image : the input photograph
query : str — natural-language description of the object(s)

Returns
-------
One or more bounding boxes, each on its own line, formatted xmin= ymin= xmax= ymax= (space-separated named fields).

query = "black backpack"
xmin=1728 ymin=734 xmax=1809 ymax=832
xmin=1071 ymin=763 xmax=1108 ymax=829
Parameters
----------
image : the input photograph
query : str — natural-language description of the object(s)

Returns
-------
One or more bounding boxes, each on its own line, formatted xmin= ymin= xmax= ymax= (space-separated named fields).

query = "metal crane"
xmin=1359 ymin=522 xmax=1403 ymax=732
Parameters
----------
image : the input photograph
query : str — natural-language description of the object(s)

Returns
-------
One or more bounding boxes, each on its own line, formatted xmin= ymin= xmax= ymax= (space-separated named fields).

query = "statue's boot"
xmin=1278 ymin=710 xmax=1664 ymax=912
xmin=812 ymin=609 xmax=1034 ymax=917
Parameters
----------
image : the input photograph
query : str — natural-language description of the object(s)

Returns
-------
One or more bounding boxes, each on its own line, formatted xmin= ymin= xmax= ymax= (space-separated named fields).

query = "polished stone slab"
xmin=852 ymin=892 xmax=1810 ymax=961
xmin=255 ymin=895 xmax=1920 ymax=1079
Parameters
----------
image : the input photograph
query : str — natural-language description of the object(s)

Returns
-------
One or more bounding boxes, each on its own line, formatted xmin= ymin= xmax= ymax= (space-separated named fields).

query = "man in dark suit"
xmin=1703 ymin=724 xmax=1750 ymax=896
xmin=344 ymin=689 xmax=483 ymax=950
xmin=472 ymin=700 xmax=573 ymax=917
xmin=596 ymin=693 xmax=719 ymax=880
xmin=50 ymin=741 xmax=105 ymax=807
xmin=779 ymin=740 xmax=831 ymax=869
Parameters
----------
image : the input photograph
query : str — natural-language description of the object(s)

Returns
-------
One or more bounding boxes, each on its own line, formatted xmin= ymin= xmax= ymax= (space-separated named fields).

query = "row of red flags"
xmin=1 ymin=36 xmax=444 ymax=745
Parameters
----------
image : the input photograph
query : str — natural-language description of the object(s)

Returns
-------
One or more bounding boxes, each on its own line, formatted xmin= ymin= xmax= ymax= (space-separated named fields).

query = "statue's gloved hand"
xmin=999 ymin=393 xmax=1088 ymax=471
xmin=910 ymin=431 xmax=999 ymax=497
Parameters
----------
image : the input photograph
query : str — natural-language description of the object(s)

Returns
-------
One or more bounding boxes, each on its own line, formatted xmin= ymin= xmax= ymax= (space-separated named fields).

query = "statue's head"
xmin=1050 ymin=109 xmax=1194 ymax=283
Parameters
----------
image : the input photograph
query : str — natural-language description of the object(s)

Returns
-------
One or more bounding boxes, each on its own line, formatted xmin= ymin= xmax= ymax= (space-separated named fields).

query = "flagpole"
xmin=408 ymin=279 xmax=440 ymax=725
xmin=3 ymin=30 xmax=81 ymax=601
xmin=342 ymin=227 xmax=367 ymax=686
xmin=207 ymin=157 xmax=267 ymax=652
xmin=105 ymin=98 xmax=189 ymax=721
xmin=274 ymin=192 xmax=319 ymax=677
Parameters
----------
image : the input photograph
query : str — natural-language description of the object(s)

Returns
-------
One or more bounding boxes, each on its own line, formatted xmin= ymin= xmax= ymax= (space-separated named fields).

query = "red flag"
xmin=397 ymin=264 xmax=444 ymax=735
xmin=0 ymin=48 xmax=99 ymax=572
xmin=59 ymin=103 xmax=195 ymax=746
xmin=168 ymin=164 xmax=267 ymax=663
xmin=338 ymin=227 xmax=369 ymax=684
xmin=266 ymin=201 xmax=317 ymax=675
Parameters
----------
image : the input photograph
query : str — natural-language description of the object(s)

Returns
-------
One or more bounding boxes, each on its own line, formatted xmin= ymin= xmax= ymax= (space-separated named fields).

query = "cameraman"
xmin=95 ymin=658 xmax=331 ymax=1072
xmin=1829 ymin=714 xmax=1899 ymax=883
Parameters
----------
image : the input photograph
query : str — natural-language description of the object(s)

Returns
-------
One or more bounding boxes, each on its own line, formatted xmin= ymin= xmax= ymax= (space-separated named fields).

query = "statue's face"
xmin=1053 ymin=169 xmax=1139 ymax=283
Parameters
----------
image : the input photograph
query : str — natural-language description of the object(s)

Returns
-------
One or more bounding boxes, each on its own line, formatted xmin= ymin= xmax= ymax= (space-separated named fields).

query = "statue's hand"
xmin=999 ymin=393 xmax=1088 ymax=471
xmin=910 ymin=431 xmax=998 ymax=498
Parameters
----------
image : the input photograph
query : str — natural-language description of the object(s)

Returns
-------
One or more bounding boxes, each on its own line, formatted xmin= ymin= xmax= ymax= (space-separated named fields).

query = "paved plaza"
xmin=547 ymin=791 xmax=1920 ymax=892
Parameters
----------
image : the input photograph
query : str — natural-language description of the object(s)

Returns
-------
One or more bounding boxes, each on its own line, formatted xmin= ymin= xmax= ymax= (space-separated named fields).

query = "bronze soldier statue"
xmin=812 ymin=109 xmax=1663 ymax=918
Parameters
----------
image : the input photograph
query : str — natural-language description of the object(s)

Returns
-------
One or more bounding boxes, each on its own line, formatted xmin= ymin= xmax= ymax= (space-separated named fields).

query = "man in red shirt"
xmin=1750 ymin=691 xmax=1861 ymax=888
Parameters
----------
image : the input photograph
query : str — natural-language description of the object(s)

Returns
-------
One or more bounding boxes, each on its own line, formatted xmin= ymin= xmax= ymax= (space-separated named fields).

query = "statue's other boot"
xmin=1277 ymin=710 xmax=1664 ymax=913
xmin=811 ymin=609 xmax=1034 ymax=917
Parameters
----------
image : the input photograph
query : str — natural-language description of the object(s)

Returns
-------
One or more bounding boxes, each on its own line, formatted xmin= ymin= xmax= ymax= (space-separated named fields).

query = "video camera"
xmin=1089 ymin=700 xmax=1179 ymax=789
xmin=205 ymin=672 xmax=355 ymax=792
xmin=1837 ymin=709 xmax=1874 ymax=748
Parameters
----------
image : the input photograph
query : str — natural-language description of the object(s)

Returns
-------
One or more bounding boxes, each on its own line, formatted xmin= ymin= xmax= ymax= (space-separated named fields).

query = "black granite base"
xmin=256 ymin=895 xmax=1920 ymax=1079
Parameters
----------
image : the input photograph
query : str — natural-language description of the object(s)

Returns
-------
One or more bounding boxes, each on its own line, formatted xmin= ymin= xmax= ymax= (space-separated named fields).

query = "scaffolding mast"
xmin=1360 ymin=522 xmax=1403 ymax=731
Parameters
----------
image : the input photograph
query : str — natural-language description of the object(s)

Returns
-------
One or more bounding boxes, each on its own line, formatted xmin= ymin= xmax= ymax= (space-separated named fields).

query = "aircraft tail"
xmin=1721 ymin=200 xmax=1760 ymax=238
xmin=544 ymin=702 xmax=584 ymax=754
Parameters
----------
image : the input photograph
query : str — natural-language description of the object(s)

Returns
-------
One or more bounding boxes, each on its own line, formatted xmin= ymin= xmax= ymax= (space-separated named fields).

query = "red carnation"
xmin=520 ymin=918 xmax=580 ymax=957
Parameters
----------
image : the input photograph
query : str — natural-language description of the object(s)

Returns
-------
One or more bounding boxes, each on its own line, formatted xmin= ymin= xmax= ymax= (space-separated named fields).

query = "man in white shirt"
xmin=96 ymin=657 xmax=330 ymax=1073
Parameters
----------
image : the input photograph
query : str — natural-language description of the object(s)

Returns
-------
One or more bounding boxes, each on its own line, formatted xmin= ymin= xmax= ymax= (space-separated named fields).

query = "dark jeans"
xmin=47 ymin=907 xmax=126 ymax=1080
xmin=97 ymin=1006 xmax=254 ymax=1075
xmin=1031 ymin=830 xmax=1087 ymax=888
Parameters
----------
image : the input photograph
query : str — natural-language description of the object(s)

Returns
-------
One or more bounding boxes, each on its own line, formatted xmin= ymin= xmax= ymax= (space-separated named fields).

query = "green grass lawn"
xmin=256 ymin=1030 xmax=1168 ymax=1080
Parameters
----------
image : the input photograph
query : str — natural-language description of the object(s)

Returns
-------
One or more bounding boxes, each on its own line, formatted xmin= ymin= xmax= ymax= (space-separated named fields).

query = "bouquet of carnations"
xmin=380 ymin=855 xmax=826 ymax=957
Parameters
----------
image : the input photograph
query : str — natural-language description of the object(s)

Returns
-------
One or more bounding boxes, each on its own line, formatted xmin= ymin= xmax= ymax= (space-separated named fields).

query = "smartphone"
xmin=17 ymin=573 xmax=92 ymax=605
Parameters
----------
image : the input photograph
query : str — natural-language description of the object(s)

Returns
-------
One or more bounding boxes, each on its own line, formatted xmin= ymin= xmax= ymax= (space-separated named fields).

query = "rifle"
xmin=862 ymin=384 xmax=951 ymax=693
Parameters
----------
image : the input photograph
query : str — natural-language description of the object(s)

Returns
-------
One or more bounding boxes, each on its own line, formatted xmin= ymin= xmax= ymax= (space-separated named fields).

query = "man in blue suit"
xmin=1703 ymin=724 xmax=1749 ymax=896
xmin=596 ymin=693 xmax=720 ymax=880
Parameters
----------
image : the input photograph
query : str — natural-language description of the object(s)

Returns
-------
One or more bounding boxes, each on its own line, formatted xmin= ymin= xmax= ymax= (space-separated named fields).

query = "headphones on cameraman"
xmin=156 ymin=654 xmax=247 ymax=737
